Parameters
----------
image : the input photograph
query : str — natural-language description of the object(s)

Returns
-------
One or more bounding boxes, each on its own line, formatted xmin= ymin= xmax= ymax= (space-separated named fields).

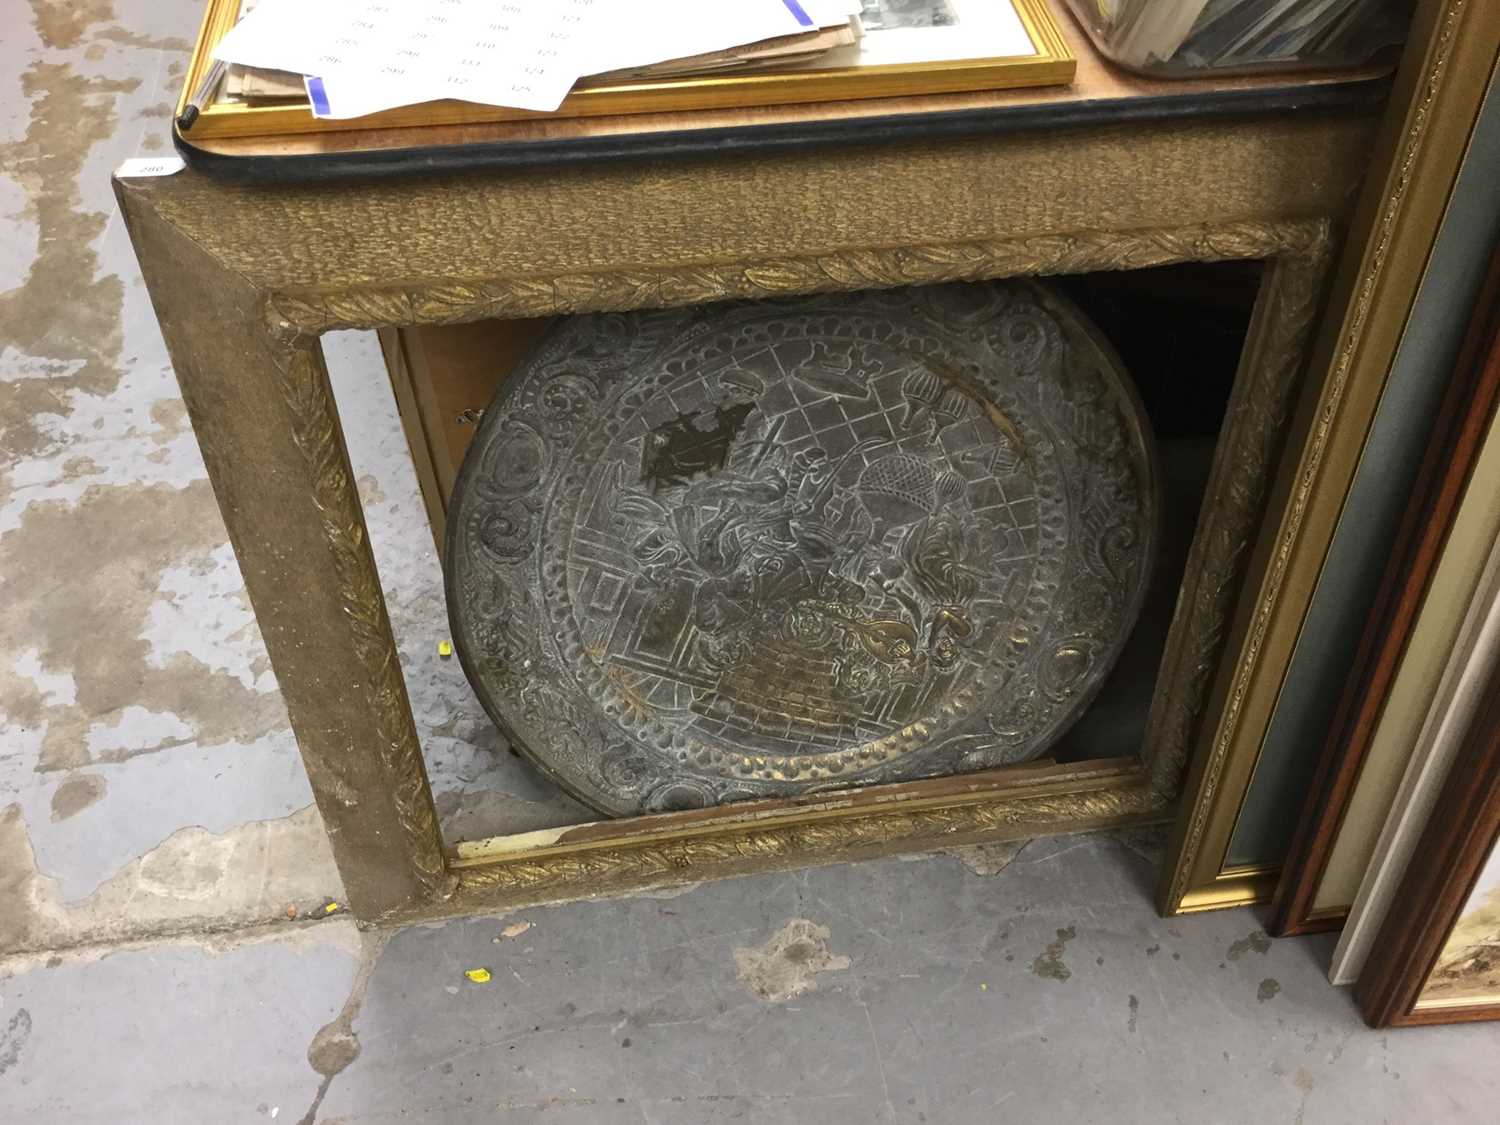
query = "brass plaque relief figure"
xmin=447 ymin=283 xmax=1159 ymax=815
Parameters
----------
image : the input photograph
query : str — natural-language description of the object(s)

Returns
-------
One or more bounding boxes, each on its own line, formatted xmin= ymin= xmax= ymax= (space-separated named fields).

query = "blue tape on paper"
xmin=782 ymin=0 xmax=815 ymax=28
xmin=307 ymin=76 xmax=331 ymax=116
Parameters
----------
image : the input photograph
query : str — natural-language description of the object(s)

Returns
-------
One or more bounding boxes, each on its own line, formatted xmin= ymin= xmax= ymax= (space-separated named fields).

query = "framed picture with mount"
xmin=1356 ymin=656 xmax=1500 ymax=1027
xmin=1268 ymin=238 xmax=1500 ymax=938
xmin=358 ymin=1 xmax=1500 ymax=920
xmin=1157 ymin=2 xmax=1500 ymax=916
xmin=177 ymin=0 xmax=1074 ymax=143
xmin=1328 ymin=490 xmax=1500 ymax=986
xmin=115 ymin=0 xmax=1496 ymax=928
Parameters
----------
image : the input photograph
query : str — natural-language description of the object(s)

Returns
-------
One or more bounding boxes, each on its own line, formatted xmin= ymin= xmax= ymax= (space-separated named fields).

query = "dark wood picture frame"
xmin=1269 ymin=245 xmax=1500 ymax=936
xmin=1356 ymin=657 xmax=1500 ymax=1026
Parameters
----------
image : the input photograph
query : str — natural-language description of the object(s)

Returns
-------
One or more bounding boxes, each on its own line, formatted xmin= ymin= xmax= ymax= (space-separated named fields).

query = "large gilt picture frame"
xmin=118 ymin=178 xmax=1339 ymax=923
xmin=116 ymin=1 xmax=1479 ymax=927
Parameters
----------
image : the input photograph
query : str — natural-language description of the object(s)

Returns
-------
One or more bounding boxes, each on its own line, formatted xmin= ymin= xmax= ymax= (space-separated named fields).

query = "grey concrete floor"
xmin=2 ymin=0 xmax=1499 ymax=1120
xmin=9 ymin=832 xmax=1500 ymax=1124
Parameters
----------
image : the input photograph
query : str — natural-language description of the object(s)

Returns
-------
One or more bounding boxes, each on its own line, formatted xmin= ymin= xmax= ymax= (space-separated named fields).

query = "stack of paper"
xmin=213 ymin=0 xmax=865 ymax=119
xmin=1094 ymin=0 xmax=1407 ymax=69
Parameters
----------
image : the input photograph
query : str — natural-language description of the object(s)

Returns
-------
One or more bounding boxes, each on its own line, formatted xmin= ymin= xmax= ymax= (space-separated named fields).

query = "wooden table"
xmin=118 ymin=21 xmax=1387 ymax=924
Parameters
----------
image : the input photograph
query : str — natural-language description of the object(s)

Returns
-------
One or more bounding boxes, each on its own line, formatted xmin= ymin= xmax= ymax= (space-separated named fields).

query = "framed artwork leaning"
xmin=1328 ymin=502 xmax=1500 ymax=986
xmin=1158 ymin=0 xmax=1500 ymax=915
xmin=1357 ymin=656 xmax=1500 ymax=1026
xmin=1268 ymin=242 xmax=1500 ymax=936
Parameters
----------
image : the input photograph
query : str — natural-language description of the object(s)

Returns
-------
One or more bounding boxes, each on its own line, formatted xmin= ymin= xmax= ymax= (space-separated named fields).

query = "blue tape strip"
xmin=307 ymin=76 xmax=331 ymax=117
xmin=782 ymin=0 xmax=815 ymax=27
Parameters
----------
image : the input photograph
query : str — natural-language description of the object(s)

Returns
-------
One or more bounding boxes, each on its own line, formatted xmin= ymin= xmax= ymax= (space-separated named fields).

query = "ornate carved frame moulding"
xmin=283 ymin=219 xmax=1335 ymax=908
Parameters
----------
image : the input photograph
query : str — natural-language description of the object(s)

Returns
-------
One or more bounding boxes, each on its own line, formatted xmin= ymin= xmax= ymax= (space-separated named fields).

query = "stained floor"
xmin=1 ymin=1 xmax=1499 ymax=1121
xmin=9 ymin=832 xmax=1500 ymax=1123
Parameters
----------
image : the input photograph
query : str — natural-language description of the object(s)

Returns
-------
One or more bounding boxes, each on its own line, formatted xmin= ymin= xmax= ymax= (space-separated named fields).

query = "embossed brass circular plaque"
xmin=447 ymin=282 xmax=1159 ymax=816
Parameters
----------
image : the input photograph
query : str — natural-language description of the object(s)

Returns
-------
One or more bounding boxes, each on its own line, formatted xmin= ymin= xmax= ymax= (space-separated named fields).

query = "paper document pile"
xmin=214 ymin=0 xmax=865 ymax=118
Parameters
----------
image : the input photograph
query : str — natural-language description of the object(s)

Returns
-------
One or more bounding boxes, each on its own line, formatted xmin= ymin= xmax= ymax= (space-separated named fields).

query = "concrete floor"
xmin=2 ymin=0 xmax=1499 ymax=1120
